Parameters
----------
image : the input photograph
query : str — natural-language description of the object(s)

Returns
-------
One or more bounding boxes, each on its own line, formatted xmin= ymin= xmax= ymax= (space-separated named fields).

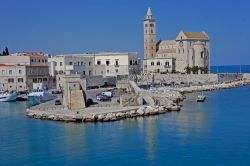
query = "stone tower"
xmin=144 ymin=7 xmax=156 ymax=60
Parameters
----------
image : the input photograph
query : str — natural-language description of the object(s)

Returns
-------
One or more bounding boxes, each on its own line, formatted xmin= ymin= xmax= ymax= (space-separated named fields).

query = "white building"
xmin=48 ymin=52 xmax=140 ymax=90
xmin=0 ymin=52 xmax=50 ymax=91
xmin=143 ymin=8 xmax=210 ymax=74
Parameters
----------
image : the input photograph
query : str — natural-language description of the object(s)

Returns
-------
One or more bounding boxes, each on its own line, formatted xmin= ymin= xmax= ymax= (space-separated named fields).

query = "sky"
xmin=0 ymin=0 xmax=250 ymax=65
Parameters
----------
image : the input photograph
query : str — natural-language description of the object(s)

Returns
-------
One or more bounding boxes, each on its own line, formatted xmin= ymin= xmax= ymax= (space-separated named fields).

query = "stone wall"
xmin=243 ymin=74 xmax=250 ymax=80
xmin=86 ymin=76 xmax=116 ymax=88
xmin=137 ymin=74 xmax=218 ymax=85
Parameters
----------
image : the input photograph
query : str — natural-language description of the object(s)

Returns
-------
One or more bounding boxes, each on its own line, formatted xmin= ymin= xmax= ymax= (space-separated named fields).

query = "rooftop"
xmin=183 ymin=32 xmax=208 ymax=39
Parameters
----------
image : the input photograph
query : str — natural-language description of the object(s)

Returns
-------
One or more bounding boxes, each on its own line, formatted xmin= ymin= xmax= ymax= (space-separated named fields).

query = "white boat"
xmin=28 ymin=89 xmax=55 ymax=104
xmin=0 ymin=91 xmax=18 ymax=102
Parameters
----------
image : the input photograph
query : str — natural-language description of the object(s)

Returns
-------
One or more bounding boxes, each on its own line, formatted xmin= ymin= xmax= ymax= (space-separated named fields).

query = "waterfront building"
xmin=0 ymin=52 xmax=50 ymax=91
xmin=48 ymin=52 xmax=140 ymax=89
xmin=143 ymin=8 xmax=210 ymax=73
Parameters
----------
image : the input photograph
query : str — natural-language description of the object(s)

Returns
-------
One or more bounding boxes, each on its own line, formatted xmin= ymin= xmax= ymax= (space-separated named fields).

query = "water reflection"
xmin=145 ymin=116 xmax=158 ymax=162
xmin=63 ymin=123 xmax=86 ymax=157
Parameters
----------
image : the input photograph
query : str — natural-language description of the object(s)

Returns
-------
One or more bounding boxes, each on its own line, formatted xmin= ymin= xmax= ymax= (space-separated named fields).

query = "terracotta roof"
xmin=0 ymin=64 xmax=14 ymax=67
xmin=23 ymin=52 xmax=46 ymax=58
xmin=158 ymin=40 xmax=176 ymax=46
xmin=184 ymin=32 xmax=208 ymax=39
xmin=157 ymin=49 xmax=176 ymax=54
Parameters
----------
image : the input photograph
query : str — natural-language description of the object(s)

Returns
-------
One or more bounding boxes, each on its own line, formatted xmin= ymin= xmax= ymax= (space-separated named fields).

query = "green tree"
xmin=4 ymin=47 xmax=9 ymax=55
xmin=191 ymin=66 xmax=199 ymax=74
xmin=185 ymin=66 xmax=191 ymax=74
xmin=2 ymin=47 xmax=9 ymax=56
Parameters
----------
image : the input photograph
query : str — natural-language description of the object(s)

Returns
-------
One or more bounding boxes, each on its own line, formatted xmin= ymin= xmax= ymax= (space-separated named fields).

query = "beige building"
xmin=143 ymin=8 xmax=210 ymax=73
xmin=0 ymin=52 xmax=50 ymax=91
xmin=49 ymin=52 xmax=140 ymax=90
xmin=92 ymin=52 xmax=140 ymax=77
xmin=48 ymin=54 xmax=94 ymax=90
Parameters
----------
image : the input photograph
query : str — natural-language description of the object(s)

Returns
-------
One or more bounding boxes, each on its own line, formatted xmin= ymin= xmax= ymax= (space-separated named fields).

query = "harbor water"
xmin=1 ymin=86 xmax=250 ymax=165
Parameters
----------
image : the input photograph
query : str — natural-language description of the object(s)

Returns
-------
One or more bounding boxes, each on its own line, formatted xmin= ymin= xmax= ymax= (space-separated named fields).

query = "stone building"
xmin=0 ymin=52 xmax=50 ymax=91
xmin=143 ymin=8 xmax=210 ymax=74
xmin=49 ymin=52 xmax=140 ymax=90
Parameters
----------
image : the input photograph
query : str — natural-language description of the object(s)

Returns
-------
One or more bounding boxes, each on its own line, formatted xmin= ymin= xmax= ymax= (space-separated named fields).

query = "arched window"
xmin=201 ymin=51 xmax=204 ymax=58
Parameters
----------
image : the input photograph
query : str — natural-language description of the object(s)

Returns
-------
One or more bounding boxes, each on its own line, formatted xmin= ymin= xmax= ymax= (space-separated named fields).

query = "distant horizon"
xmin=1 ymin=0 xmax=250 ymax=66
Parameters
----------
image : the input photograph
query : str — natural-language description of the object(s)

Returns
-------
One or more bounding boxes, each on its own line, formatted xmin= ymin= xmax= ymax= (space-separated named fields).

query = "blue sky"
xmin=0 ymin=0 xmax=249 ymax=65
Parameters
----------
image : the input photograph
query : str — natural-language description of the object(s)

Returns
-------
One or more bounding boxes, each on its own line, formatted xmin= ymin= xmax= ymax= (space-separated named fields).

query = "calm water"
xmin=210 ymin=65 xmax=250 ymax=73
xmin=1 ymin=86 xmax=250 ymax=166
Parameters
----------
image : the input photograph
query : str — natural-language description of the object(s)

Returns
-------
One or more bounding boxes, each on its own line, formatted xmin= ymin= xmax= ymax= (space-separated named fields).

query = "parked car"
xmin=96 ymin=95 xmax=111 ymax=101
xmin=86 ymin=98 xmax=94 ymax=106
xmin=101 ymin=91 xmax=112 ymax=97
xmin=54 ymin=99 xmax=61 ymax=105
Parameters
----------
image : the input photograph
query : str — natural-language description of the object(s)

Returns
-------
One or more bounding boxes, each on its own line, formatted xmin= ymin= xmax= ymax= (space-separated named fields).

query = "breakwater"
xmin=26 ymin=79 xmax=250 ymax=123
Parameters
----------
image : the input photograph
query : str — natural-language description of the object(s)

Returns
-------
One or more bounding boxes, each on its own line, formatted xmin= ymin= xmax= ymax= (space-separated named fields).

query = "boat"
xmin=28 ymin=89 xmax=55 ymax=105
xmin=197 ymin=92 xmax=206 ymax=102
xmin=0 ymin=91 xmax=18 ymax=102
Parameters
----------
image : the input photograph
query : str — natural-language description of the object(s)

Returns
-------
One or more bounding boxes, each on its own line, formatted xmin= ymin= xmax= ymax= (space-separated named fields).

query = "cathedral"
xmin=143 ymin=8 xmax=210 ymax=74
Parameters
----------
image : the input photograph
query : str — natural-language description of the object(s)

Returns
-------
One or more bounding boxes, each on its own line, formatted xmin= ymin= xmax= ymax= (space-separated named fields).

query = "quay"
xmin=26 ymin=76 xmax=250 ymax=123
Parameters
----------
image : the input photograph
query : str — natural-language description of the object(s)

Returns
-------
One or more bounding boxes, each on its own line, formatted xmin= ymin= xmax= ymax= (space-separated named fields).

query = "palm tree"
xmin=191 ymin=66 xmax=199 ymax=74
xmin=184 ymin=66 xmax=191 ymax=74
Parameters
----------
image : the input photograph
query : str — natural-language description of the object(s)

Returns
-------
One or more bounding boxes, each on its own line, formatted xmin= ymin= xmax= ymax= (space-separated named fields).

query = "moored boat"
xmin=0 ymin=91 xmax=18 ymax=102
xmin=28 ymin=89 xmax=55 ymax=105
xmin=197 ymin=92 xmax=206 ymax=102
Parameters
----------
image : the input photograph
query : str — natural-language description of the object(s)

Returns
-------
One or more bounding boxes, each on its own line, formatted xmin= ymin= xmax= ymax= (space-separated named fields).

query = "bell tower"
xmin=144 ymin=7 xmax=156 ymax=60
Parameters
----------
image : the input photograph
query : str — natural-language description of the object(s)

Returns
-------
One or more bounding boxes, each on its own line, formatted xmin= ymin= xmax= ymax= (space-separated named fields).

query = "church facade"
xmin=143 ymin=8 xmax=210 ymax=74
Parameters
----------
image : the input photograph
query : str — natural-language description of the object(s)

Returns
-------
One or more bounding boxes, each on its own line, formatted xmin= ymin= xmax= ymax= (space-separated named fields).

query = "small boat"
xmin=28 ymin=89 xmax=55 ymax=105
xmin=0 ymin=91 xmax=18 ymax=102
xmin=197 ymin=92 xmax=206 ymax=102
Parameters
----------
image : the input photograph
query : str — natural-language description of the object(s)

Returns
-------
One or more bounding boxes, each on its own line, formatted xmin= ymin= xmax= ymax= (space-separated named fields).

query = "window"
xmin=18 ymin=78 xmax=23 ymax=82
xmin=106 ymin=60 xmax=110 ymax=66
xmin=151 ymin=30 xmax=153 ymax=33
xmin=38 ymin=59 xmax=41 ymax=62
xmin=19 ymin=70 xmax=22 ymax=74
xmin=97 ymin=60 xmax=101 ymax=65
xmin=151 ymin=62 xmax=154 ymax=66
xmin=89 ymin=70 xmax=91 ymax=75
xmin=201 ymin=52 xmax=204 ymax=58
xmin=157 ymin=62 xmax=160 ymax=66
xmin=1 ymin=70 xmax=5 ymax=75
xmin=8 ymin=78 xmax=14 ymax=83
xmin=115 ymin=60 xmax=119 ymax=66
xmin=165 ymin=61 xmax=169 ymax=67
xmin=135 ymin=61 xmax=138 ymax=65
xmin=43 ymin=78 xmax=47 ymax=82
xmin=145 ymin=30 xmax=147 ymax=34
xmin=83 ymin=71 xmax=85 ymax=75
xmin=145 ymin=24 xmax=148 ymax=27
xmin=42 ymin=59 xmax=44 ymax=63
xmin=107 ymin=70 xmax=109 ymax=73
xmin=60 ymin=62 xmax=63 ymax=66
xmin=81 ymin=62 xmax=83 ymax=66
xmin=69 ymin=62 xmax=73 ymax=65
xmin=130 ymin=60 xmax=133 ymax=65
xmin=33 ymin=78 xmax=37 ymax=83
xmin=89 ymin=62 xmax=91 ymax=66
xmin=115 ymin=69 xmax=118 ymax=73
xmin=150 ymin=24 xmax=154 ymax=27
xmin=9 ymin=70 xmax=12 ymax=75
xmin=31 ymin=59 xmax=34 ymax=62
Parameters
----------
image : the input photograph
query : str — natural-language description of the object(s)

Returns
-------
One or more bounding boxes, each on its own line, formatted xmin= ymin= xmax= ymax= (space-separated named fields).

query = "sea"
xmin=1 ymin=65 xmax=250 ymax=166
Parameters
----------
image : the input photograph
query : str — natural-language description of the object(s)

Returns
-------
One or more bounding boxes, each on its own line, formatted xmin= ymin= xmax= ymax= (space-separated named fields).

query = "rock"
xmin=136 ymin=107 xmax=145 ymax=115
xmin=171 ymin=106 xmax=181 ymax=111
xmin=48 ymin=115 xmax=55 ymax=120
xmin=116 ymin=112 xmax=125 ymax=119
xmin=97 ymin=114 xmax=105 ymax=121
